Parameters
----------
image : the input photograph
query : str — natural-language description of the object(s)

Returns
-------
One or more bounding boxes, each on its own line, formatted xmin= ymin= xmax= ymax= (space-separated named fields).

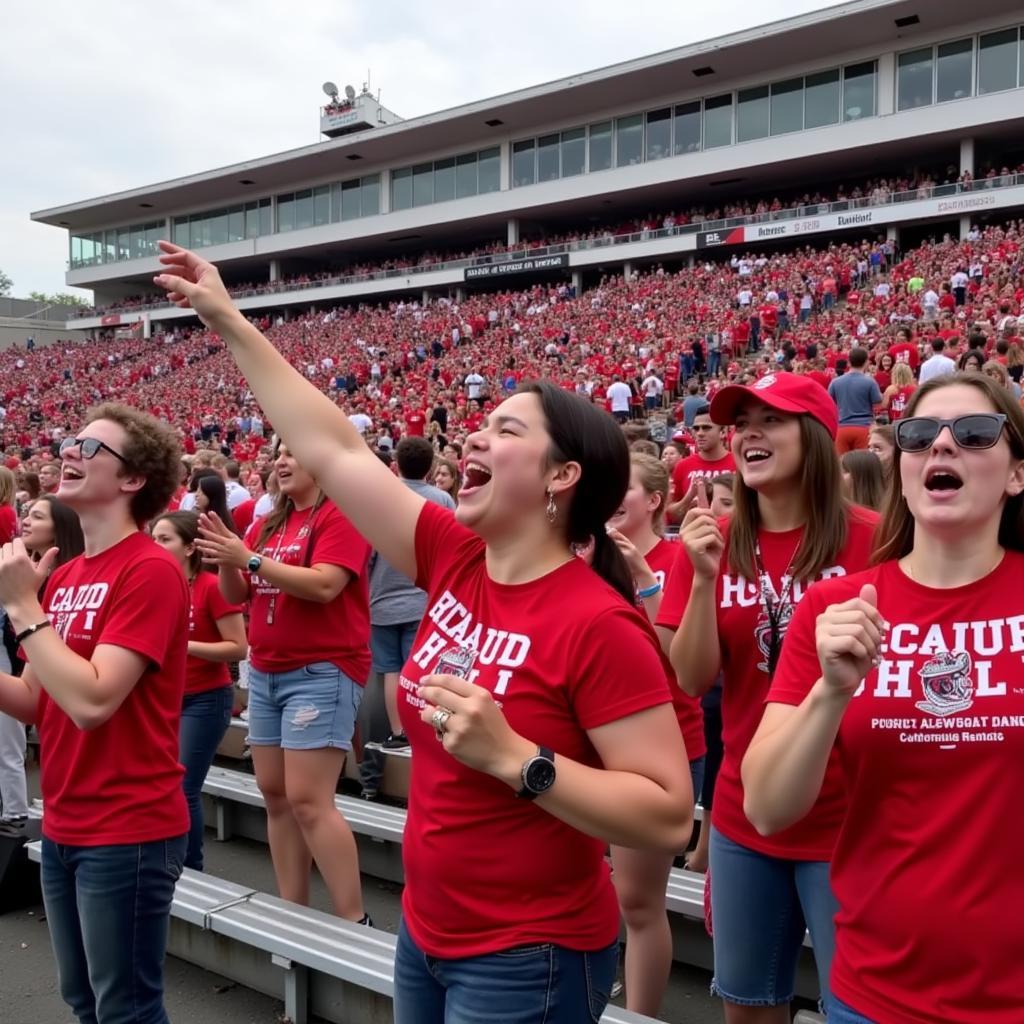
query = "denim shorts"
xmin=708 ymin=827 xmax=837 ymax=1009
xmin=247 ymin=661 xmax=363 ymax=751
xmin=371 ymin=621 xmax=421 ymax=674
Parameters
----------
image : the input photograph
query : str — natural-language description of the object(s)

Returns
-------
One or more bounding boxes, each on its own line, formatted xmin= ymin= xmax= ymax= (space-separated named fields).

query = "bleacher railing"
xmin=72 ymin=172 xmax=1024 ymax=320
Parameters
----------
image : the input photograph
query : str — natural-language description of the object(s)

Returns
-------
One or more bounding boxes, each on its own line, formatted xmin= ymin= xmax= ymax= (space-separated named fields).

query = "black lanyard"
xmin=754 ymin=536 xmax=799 ymax=679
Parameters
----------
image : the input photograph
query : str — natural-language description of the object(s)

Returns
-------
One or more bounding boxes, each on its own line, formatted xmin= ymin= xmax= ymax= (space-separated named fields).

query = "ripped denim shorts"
xmin=246 ymin=661 xmax=362 ymax=751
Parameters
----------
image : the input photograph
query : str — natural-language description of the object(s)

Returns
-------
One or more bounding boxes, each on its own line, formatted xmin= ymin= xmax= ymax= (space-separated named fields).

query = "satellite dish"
xmin=322 ymin=81 xmax=339 ymax=100
xmin=344 ymin=84 xmax=357 ymax=101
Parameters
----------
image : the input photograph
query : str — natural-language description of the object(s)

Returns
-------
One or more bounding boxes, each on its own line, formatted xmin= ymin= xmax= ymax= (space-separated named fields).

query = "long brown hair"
xmin=874 ymin=373 xmax=1024 ymax=562
xmin=727 ymin=415 xmax=849 ymax=582
xmin=630 ymin=452 xmax=669 ymax=535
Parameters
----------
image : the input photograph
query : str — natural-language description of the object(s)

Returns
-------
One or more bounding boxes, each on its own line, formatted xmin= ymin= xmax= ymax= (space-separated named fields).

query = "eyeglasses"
xmin=59 ymin=436 xmax=129 ymax=465
xmin=894 ymin=414 xmax=1007 ymax=453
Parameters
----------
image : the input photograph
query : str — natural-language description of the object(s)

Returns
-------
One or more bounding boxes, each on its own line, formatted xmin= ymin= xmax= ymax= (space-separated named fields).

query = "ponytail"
xmin=590 ymin=528 xmax=637 ymax=605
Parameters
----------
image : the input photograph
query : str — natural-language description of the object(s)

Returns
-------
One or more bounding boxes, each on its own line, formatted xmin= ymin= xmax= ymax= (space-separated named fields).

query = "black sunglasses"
xmin=894 ymin=414 xmax=1007 ymax=453
xmin=59 ymin=436 xmax=129 ymax=465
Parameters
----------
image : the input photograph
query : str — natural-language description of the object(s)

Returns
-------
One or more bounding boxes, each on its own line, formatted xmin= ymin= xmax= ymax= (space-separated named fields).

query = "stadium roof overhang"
xmin=32 ymin=0 xmax=1009 ymax=231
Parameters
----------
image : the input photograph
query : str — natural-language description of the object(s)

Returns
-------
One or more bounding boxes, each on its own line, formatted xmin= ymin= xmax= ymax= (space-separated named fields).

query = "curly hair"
xmin=85 ymin=402 xmax=182 ymax=525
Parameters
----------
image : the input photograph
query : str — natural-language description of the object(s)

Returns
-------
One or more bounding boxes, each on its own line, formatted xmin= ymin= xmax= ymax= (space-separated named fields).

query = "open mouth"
xmin=924 ymin=467 xmax=963 ymax=494
xmin=460 ymin=461 xmax=492 ymax=494
xmin=61 ymin=466 xmax=84 ymax=481
xmin=743 ymin=448 xmax=772 ymax=464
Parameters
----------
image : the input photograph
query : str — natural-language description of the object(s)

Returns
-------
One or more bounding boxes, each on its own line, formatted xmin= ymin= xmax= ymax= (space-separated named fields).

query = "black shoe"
xmin=382 ymin=732 xmax=409 ymax=750
xmin=356 ymin=913 xmax=374 ymax=927
xmin=360 ymin=789 xmax=379 ymax=802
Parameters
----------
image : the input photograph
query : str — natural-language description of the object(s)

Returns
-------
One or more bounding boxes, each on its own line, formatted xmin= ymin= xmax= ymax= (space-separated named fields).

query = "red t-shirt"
xmin=888 ymin=385 xmax=916 ymax=420
xmin=400 ymin=501 xmax=671 ymax=958
xmin=0 ymin=505 xmax=16 ymax=544
xmin=186 ymin=571 xmax=244 ymax=695
xmin=646 ymin=538 xmax=705 ymax=761
xmin=243 ymin=502 xmax=371 ymax=681
xmin=405 ymin=411 xmax=426 ymax=437
xmin=36 ymin=532 xmax=190 ymax=845
xmin=888 ymin=342 xmax=920 ymax=370
xmin=671 ymin=452 xmax=737 ymax=503
xmin=232 ymin=497 xmax=257 ymax=534
xmin=769 ymin=555 xmax=1024 ymax=1023
xmin=656 ymin=507 xmax=878 ymax=859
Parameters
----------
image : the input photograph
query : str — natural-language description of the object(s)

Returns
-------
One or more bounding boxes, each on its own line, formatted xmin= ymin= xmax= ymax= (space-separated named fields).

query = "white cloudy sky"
xmin=1 ymin=0 xmax=849 ymax=298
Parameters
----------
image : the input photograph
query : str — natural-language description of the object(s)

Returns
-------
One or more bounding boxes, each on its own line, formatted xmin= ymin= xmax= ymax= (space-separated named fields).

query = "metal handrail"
xmin=69 ymin=172 xmax=1023 ymax=318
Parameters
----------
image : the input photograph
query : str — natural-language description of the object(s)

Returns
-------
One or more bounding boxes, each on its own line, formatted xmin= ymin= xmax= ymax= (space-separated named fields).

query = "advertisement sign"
xmin=464 ymin=253 xmax=569 ymax=280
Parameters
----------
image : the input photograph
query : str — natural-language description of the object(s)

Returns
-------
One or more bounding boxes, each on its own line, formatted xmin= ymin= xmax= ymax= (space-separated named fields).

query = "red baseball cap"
xmin=709 ymin=372 xmax=838 ymax=440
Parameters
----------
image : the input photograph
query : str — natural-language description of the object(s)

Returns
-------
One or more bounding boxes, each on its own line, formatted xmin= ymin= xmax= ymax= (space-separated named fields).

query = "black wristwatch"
xmin=517 ymin=746 xmax=556 ymax=800
xmin=246 ymin=554 xmax=263 ymax=574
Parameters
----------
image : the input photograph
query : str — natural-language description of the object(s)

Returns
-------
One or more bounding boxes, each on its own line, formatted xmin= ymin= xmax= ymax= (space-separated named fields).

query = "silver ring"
xmin=431 ymin=707 xmax=452 ymax=741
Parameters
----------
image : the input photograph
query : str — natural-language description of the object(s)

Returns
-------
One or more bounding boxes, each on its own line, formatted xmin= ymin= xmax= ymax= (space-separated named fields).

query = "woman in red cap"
xmin=743 ymin=372 xmax=1024 ymax=1024
xmin=657 ymin=371 xmax=877 ymax=1023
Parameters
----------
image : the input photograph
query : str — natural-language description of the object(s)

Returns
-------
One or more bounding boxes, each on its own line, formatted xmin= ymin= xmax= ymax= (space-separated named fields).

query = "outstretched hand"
xmin=0 ymin=539 xmax=57 ymax=614
xmin=153 ymin=242 xmax=237 ymax=330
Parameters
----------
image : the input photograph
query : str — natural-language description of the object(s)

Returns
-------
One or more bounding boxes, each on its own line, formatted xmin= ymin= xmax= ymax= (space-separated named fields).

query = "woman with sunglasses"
xmin=154 ymin=243 xmax=691 ymax=1024
xmin=744 ymin=373 xmax=1024 ymax=1023
xmin=0 ymin=404 xmax=188 ymax=1023
xmin=657 ymin=373 xmax=878 ymax=1024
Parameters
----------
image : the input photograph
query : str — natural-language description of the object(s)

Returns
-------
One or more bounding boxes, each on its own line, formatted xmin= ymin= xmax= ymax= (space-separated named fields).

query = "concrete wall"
xmin=0 ymin=318 xmax=90 ymax=350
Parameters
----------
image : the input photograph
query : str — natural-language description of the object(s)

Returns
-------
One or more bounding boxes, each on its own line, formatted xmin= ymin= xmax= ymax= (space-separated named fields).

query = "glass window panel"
xmin=361 ymin=174 xmax=381 ymax=214
xmin=391 ymin=167 xmax=413 ymax=211
xmin=456 ymin=152 xmax=478 ymax=198
xmin=898 ymin=48 xmax=934 ymax=110
xmin=673 ymin=101 xmax=701 ymax=153
xmin=330 ymin=183 xmax=342 ymax=222
xmin=341 ymin=179 xmax=361 ymax=220
xmin=978 ymin=28 xmax=1019 ymax=94
xmin=703 ymin=94 xmax=733 ymax=149
xmin=412 ymin=163 xmax=434 ymax=206
xmin=198 ymin=217 xmax=213 ymax=248
xmin=212 ymin=212 xmax=230 ymax=246
xmin=313 ymin=186 xmax=330 ymax=226
xmin=259 ymin=200 xmax=272 ymax=236
xmin=512 ymin=140 xmax=536 ymax=187
xmin=92 ymin=233 xmax=105 ymax=264
xmin=804 ymin=69 xmax=840 ymax=128
xmin=70 ymin=235 xmax=82 ymax=267
xmin=737 ymin=86 xmax=770 ymax=142
xmin=843 ymin=61 xmax=876 ymax=121
xmin=537 ymin=134 xmax=560 ymax=181
xmin=228 ymin=208 xmax=244 ymax=241
xmin=277 ymin=196 xmax=295 ymax=232
xmin=560 ymin=127 xmax=586 ymax=177
xmin=589 ymin=121 xmax=612 ymax=171
xmin=173 ymin=221 xmax=189 ymax=247
xmin=103 ymin=230 xmax=116 ymax=263
xmin=130 ymin=227 xmax=146 ymax=259
xmin=770 ymin=78 xmax=804 ymax=135
xmin=936 ymin=39 xmax=973 ymax=102
xmin=75 ymin=235 xmax=88 ymax=265
xmin=294 ymin=190 xmax=313 ymax=230
xmin=477 ymin=149 xmax=500 ymax=193
xmin=433 ymin=158 xmax=456 ymax=203
xmin=116 ymin=229 xmax=130 ymax=261
xmin=645 ymin=109 xmax=671 ymax=161
xmin=615 ymin=114 xmax=643 ymax=167
xmin=245 ymin=205 xmax=260 ymax=237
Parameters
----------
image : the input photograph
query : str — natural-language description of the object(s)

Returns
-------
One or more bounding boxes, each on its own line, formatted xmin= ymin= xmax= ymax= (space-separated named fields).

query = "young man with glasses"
xmin=0 ymin=402 xmax=188 ymax=1024
xmin=667 ymin=405 xmax=736 ymax=523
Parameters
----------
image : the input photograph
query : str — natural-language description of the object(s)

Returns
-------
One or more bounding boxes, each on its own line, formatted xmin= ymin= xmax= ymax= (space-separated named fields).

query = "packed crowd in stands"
xmin=73 ymin=159 xmax=1024 ymax=318
xmin=1 ymin=216 xmax=1022 ymax=1024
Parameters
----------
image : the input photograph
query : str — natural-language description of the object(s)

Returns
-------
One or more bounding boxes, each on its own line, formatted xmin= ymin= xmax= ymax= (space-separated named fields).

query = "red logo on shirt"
xmin=917 ymin=650 xmax=975 ymax=717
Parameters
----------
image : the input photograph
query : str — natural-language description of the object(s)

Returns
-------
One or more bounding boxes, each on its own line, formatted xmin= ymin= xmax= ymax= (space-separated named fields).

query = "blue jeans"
xmin=708 ymin=827 xmax=837 ymax=1010
xmin=707 ymin=350 xmax=721 ymax=378
xmin=180 ymin=685 xmax=233 ymax=870
xmin=41 ymin=834 xmax=187 ymax=1024
xmin=394 ymin=920 xmax=618 ymax=1024
xmin=829 ymin=996 xmax=875 ymax=1022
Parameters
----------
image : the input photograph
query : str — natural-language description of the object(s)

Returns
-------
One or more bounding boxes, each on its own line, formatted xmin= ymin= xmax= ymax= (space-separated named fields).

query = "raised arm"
xmin=155 ymin=243 xmax=423 ymax=580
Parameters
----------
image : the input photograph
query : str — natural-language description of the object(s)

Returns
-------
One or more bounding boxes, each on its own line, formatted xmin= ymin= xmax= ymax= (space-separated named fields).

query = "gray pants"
xmin=0 ymin=613 xmax=28 ymax=820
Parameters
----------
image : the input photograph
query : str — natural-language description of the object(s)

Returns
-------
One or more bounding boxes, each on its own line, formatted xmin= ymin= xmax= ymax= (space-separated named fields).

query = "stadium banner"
xmin=697 ymin=227 xmax=746 ymax=248
xmin=464 ymin=253 xmax=569 ymax=281
xmin=100 ymin=314 xmax=122 ymax=326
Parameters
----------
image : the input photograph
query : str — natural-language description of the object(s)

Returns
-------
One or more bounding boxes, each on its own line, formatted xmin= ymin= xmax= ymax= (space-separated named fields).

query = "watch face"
xmin=526 ymin=757 xmax=556 ymax=793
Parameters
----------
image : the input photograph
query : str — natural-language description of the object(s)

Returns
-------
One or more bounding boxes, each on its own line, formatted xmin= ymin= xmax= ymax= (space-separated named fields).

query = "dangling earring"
xmin=545 ymin=488 xmax=558 ymax=524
